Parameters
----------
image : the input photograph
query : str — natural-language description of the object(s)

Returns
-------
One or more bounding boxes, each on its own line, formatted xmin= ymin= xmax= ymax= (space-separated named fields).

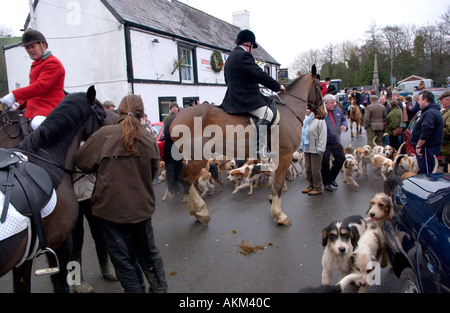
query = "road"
xmin=0 ymin=123 xmax=400 ymax=293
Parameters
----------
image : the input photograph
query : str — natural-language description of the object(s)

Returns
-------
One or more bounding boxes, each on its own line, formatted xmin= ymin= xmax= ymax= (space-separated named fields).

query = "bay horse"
xmin=165 ymin=65 xmax=325 ymax=226
xmin=0 ymin=86 xmax=105 ymax=292
xmin=0 ymin=110 xmax=27 ymax=148
xmin=349 ymin=97 xmax=363 ymax=138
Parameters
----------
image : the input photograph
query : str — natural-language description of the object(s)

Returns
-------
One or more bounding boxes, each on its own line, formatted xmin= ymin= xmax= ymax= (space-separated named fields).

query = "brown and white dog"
xmin=349 ymin=222 xmax=388 ymax=292
xmin=366 ymin=192 xmax=393 ymax=227
xmin=370 ymin=154 xmax=394 ymax=180
xmin=195 ymin=161 xmax=215 ymax=197
xmin=227 ymin=163 xmax=272 ymax=195
xmin=342 ymin=154 xmax=360 ymax=187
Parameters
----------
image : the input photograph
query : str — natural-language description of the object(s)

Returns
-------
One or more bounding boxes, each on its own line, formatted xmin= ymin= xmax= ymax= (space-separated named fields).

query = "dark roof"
xmin=102 ymin=0 xmax=279 ymax=64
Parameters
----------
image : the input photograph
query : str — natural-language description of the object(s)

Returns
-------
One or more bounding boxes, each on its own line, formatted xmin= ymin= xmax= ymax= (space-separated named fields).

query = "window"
xmin=158 ymin=96 xmax=176 ymax=122
xmin=179 ymin=47 xmax=193 ymax=83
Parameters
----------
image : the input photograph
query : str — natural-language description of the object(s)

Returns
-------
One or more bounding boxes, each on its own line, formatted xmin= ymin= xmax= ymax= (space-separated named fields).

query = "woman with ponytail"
xmin=75 ymin=94 xmax=168 ymax=293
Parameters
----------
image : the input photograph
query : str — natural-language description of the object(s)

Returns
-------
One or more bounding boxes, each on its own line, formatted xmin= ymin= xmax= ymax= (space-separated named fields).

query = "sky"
xmin=0 ymin=0 xmax=447 ymax=68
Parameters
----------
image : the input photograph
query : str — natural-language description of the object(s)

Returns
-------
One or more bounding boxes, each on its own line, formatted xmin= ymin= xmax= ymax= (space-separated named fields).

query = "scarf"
xmin=300 ymin=113 xmax=315 ymax=151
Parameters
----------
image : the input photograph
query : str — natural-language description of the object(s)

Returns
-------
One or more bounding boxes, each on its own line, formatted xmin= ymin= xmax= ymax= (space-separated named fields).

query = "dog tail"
xmin=164 ymin=116 xmax=187 ymax=195
xmin=393 ymin=154 xmax=407 ymax=175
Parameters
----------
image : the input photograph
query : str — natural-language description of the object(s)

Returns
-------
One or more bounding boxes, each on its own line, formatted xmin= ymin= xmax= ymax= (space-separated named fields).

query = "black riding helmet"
xmin=235 ymin=29 xmax=258 ymax=48
xmin=21 ymin=29 xmax=48 ymax=47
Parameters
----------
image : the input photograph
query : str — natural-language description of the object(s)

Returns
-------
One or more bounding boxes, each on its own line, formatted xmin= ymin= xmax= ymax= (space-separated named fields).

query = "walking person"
xmin=321 ymin=94 xmax=348 ymax=192
xmin=75 ymin=94 xmax=168 ymax=293
xmin=364 ymin=95 xmax=386 ymax=148
xmin=301 ymin=109 xmax=327 ymax=195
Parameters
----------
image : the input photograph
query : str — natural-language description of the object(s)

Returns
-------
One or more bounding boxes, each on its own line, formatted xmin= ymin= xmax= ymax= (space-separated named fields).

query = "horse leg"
xmin=350 ymin=121 xmax=354 ymax=138
xmin=270 ymin=154 xmax=292 ymax=226
xmin=12 ymin=260 xmax=33 ymax=293
xmin=50 ymin=236 xmax=72 ymax=293
xmin=183 ymin=161 xmax=211 ymax=224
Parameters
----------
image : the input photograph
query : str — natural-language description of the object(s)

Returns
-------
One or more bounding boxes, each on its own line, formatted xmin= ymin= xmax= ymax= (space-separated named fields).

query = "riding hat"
xmin=236 ymin=29 xmax=258 ymax=48
xmin=22 ymin=29 xmax=48 ymax=47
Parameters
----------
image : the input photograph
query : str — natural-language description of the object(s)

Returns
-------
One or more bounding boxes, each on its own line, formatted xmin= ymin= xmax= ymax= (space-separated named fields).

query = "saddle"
xmin=0 ymin=148 xmax=53 ymax=249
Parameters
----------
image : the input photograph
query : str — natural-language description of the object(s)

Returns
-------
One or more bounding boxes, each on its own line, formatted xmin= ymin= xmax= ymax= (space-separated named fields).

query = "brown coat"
xmin=74 ymin=117 xmax=160 ymax=224
xmin=364 ymin=102 xmax=387 ymax=131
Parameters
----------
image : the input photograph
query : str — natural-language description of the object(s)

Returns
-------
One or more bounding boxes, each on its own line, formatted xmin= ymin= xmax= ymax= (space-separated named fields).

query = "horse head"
xmin=81 ymin=86 xmax=106 ymax=141
xmin=309 ymin=64 xmax=326 ymax=119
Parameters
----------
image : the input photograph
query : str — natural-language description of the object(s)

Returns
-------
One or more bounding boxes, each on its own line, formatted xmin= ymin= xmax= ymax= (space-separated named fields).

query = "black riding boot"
xmin=254 ymin=119 xmax=276 ymax=160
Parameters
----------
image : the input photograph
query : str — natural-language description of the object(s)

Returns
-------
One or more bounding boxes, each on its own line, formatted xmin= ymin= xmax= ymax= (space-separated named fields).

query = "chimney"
xmin=232 ymin=10 xmax=250 ymax=30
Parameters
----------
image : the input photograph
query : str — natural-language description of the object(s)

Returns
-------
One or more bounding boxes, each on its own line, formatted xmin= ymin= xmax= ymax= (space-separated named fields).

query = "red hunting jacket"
xmin=13 ymin=51 xmax=65 ymax=119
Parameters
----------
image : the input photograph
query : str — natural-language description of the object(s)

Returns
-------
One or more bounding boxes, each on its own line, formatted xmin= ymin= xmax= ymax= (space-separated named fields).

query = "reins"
xmin=273 ymin=75 xmax=323 ymax=126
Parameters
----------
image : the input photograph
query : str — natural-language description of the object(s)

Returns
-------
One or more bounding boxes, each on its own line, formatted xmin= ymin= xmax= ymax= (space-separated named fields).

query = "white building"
xmin=4 ymin=0 xmax=281 ymax=123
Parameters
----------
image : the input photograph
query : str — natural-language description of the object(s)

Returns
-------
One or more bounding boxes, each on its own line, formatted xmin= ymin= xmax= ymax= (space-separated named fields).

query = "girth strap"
xmin=1 ymin=164 xmax=15 ymax=223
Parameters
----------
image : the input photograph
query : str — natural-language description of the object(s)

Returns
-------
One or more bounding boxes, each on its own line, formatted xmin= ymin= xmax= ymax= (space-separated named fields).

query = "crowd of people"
xmin=0 ymin=27 xmax=449 ymax=294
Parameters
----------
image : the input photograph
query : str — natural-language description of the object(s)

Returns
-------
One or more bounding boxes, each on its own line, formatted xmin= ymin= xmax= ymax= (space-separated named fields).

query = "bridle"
xmin=0 ymin=110 xmax=23 ymax=139
xmin=273 ymin=74 xmax=324 ymax=125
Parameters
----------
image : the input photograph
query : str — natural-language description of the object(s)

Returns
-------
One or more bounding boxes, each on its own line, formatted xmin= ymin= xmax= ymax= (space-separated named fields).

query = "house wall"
xmin=5 ymin=0 xmax=280 ymax=121
xmin=5 ymin=0 xmax=128 ymax=106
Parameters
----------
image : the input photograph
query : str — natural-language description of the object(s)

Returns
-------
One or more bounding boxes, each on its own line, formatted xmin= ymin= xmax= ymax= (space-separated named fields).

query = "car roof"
xmin=405 ymin=174 xmax=450 ymax=194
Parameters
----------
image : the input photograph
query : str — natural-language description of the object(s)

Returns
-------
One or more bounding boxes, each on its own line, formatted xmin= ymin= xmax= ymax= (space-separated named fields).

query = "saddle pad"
xmin=0 ymin=189 xmax=57 ymax=242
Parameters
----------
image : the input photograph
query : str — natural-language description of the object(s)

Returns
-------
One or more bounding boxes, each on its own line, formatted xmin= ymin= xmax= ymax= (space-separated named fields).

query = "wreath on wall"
xmin=211 ymin=50 xmax=224 ymax=72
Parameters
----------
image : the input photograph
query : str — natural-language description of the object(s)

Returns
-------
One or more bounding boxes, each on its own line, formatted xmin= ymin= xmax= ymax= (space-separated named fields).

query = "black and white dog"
xmin=321 ymin=215 xmax=366 ymax=285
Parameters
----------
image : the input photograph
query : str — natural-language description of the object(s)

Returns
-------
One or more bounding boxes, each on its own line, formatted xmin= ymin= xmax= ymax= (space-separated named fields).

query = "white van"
xmin=397 ymin=79 xmax=433 ymax=94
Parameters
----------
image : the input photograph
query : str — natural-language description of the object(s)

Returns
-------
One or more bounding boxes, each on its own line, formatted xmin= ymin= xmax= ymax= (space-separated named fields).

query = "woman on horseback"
xmin=220 ymin=29 xmax=285 ymax=159
xmin=0 ymin=29 xmax=65 ymax=131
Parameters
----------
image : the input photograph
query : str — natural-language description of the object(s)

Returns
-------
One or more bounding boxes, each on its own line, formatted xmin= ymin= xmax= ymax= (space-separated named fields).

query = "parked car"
xmin=384 ymin=173 xmax=450 ymax=293
xmin=151 ymin=121 xmax=165 ymax=160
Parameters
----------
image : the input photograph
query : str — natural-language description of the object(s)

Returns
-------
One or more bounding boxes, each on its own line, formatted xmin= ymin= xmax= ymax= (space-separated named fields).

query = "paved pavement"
xmin=0 ymin=123 xmax=400 ymax=293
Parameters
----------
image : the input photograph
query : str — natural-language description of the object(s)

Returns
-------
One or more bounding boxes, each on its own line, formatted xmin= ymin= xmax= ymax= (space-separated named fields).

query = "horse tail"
xmin=164 ymin=116 xmax=186 ymax=195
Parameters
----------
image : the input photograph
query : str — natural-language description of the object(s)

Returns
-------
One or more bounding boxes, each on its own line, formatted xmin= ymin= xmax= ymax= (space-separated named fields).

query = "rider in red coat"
xmin=1 ymin=29 xmax=65 ymax=130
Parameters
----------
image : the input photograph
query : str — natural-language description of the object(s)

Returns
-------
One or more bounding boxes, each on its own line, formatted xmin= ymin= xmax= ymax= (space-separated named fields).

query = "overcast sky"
xmin=0 ymin=0 xmax=447 ymax=67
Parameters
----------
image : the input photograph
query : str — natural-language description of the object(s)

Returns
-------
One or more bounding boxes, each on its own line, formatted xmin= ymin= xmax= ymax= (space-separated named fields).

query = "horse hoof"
xmin=277 ymin=217 xmax=291 ymax=226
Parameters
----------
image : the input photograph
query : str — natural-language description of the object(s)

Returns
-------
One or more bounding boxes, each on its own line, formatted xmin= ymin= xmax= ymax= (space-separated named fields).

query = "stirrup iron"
xmin=33 ymin=247 xmax=60 ymax=276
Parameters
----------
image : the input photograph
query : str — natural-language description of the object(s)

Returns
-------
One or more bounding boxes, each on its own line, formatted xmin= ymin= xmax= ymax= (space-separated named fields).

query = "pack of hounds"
xmin=157 ymin=133 xmax=438 ymax=201
xmin=157 ymin=150 xmax=305 ymax=201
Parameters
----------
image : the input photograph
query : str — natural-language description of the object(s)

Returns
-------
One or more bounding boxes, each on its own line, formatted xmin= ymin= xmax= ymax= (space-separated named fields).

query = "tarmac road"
xmin=0 ymin=122 xmax=400 ymax=293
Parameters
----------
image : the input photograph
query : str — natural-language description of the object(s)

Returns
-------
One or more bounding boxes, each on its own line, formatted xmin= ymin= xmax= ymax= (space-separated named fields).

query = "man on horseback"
xmin=220 ymin=29 xmax=285 ymax=159
xmin=0 ymin=29 xmax=65 ymax=131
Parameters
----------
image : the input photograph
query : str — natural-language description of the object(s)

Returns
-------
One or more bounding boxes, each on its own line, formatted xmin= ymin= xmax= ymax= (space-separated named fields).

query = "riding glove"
xmin=1 ymin=93 xmax=19 ymax=110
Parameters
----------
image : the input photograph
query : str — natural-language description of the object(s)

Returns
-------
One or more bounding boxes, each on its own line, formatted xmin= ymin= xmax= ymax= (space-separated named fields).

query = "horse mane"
xmin=16 ymin=92 xmax=92 ymax=153
xmin=286 ymin=74 xmax=309 ymax=92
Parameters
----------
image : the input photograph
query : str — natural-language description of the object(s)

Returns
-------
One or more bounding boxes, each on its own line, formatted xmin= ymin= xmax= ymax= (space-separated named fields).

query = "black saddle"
xmin=0 ymin=148 xmax=53 ymax=249
xmin=248 ymin=100 xmax=278 ymax=125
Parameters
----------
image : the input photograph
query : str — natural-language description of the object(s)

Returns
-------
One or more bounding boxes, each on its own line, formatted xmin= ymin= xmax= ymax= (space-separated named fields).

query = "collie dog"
xmin=321 ymin=215 xmax=366 ymax=285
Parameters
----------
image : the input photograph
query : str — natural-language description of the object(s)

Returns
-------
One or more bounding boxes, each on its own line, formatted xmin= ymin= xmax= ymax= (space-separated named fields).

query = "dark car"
xmin=384 ymin=173 xmax=450 ymax=292
xmin=151 ymin=121 xmax=164 ymax=160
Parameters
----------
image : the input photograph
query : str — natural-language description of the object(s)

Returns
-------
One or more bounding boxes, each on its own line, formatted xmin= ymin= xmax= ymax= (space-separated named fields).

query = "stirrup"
xmin=33 ymin=247 xmax=60 ymax=276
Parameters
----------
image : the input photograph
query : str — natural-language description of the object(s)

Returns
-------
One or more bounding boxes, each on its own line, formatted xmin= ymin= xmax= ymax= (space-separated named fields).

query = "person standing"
xmin=220 ymin=29 xmax=285 ymax=159
xmin=439 ymin=90 xmax=450 ymax=172
xmin=364 ymin=95 xmax=386 ymax=148
xmin=301 ymin=109 xmax=327 ymax=195
xmin=409 ymin=91 xmax=444 ymax=174
xmin=75 ymin=95 xmax=168 ymax=293
xmin=0 ymin=29 xmax=65 ymax=130
xmin=163 ymin=102 xmax=179 ymax=131
xmin=321 ymin=94 xmax=348 ymax=192
xmin=385 ymin=99 xmax=402 ymax=151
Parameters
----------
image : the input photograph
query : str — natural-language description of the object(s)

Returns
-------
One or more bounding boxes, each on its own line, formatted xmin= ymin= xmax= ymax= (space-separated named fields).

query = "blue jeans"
xmin=98 ymin=217 xmax=168 ymax=293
